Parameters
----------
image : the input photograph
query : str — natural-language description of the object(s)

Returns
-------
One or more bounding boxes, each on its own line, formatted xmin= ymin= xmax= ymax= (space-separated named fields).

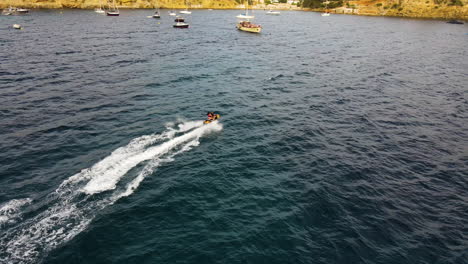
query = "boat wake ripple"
xmin=0 ymin=199 xmax=32 ymax=229
xmin=0 ymin=120 xmax=222 ymax=264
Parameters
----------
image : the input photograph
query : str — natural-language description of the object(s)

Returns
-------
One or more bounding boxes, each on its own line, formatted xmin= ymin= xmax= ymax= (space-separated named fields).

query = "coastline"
xmin=1 ymin=3 xmax=466 ymax=20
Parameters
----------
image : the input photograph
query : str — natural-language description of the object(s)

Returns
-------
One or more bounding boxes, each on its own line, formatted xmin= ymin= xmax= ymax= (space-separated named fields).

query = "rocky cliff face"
xmin=0 ymin=0 xmax=239 ymax=9
xmin=1 ymin=0 xmax=466 ymax=19
xmin=346 ymin=0 xmax=467 ymax=19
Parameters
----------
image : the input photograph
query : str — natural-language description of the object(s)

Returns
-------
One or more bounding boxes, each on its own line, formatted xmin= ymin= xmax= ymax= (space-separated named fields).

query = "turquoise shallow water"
xmin=0 ymin=9 xmax=467 ymax=264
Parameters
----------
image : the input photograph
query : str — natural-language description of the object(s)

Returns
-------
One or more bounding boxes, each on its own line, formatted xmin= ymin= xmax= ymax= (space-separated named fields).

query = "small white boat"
xmin=2 ymin=6 xmax=29 ymax=15
xmin=266 ymin=10 xmax=280 ymax=15
xmin=236 ymin=14 xmax=254 ymax=19
xmin=2 ymin=8 xmax=14 ymax=15
xmin=106 ymin=0 xmax=119 ymax=16
xmin=13 ymin=24 xmax=22 ymax=29
xmin=321 ymin=1 xmax=331 ymax=16
xmin=152 ymin=11 xmax=161 ymax=18
xmin=95 ymin=0 xmax=105 ymax=13
xmin=173 ymin=22 xmax=189 ymax=28
xmin=169 ymin=11 xmax=177 ymax=16
xmin=16 ymin=8 xmax=29 ymax=14
xmin=180 ymin=0 xmax=191 ymax=14
xmin=107 ymin=10 xmax=119 ymax=16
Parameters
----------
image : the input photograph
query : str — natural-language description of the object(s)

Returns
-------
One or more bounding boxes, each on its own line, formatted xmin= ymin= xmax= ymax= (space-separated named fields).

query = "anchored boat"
xmin=16 ymin=8 xmax=29 ymax=14
xmin=321 ymin=0 xmax=331 ymax=16
xmin=106 ymin=0 xmax=119 ymax=16
xmin=173 ymin=16 xmax=189 ymax=28
xmin=173 ymin=22 xmax=189 ymax=28
xmin=236 ymin=1 xmax=261 ymax=33
xmin=2 ymin=6 xmax=29 ymax=15
xmin=236 ymin=21 xmax=262 ymax=33
xmin=153 ymin=9 xmax=161 ymax=18
xmin=95 ymin=0 xmax=105 ymax=13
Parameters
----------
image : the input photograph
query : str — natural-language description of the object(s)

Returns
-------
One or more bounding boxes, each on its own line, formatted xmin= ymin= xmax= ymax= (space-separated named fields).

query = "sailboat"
xmin=152 ymin=9 xmax=161 ymax=18
xmin=236 ymin=5 xmax=255 ymax=19
xmin=152 ymin=2 xmax=161 ymax=18
xmin=180 ymin=0 xmax=191 ymax=14
xmin=236 ymin=1 xmax=254 ymax=19
xmin=167 ymin=0 xmax=177 ymax=16
xmin=95 ymin=0 xmax=105 ymax=13
xmin=321 ymin=0 xmax=331 ymax=16
xmin=2 ymin=6 xmax=15 ymax=15
xmin=106 ymin=0 xmax=119 ymax=16
xmin=236 ymin=1 xmax=261 ymax=33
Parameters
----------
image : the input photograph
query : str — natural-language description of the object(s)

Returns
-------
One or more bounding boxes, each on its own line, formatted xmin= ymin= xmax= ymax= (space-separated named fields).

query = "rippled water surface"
xmin=0 ymin=9 xmax=467 ymax=264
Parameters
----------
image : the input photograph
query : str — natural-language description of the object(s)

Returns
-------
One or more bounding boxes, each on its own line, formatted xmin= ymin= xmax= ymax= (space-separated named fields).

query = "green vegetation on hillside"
xmin=300 ymin=0 xmax=343 ymax=9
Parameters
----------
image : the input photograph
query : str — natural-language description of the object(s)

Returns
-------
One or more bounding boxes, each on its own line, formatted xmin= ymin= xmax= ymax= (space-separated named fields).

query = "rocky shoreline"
xmin=1 ymin=0 xmax=466 ymax=20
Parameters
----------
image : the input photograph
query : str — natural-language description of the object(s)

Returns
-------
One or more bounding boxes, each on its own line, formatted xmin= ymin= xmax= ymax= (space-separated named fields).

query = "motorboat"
xmin=173 ymin=22 xmax=189 ymax=28
xmin=153 ymin=10 xmax=161 ymax=18
xmin=16 ymin=8 xmax=29 ymax=14
xmin=236 ymin=20 xmax=261 ymax=33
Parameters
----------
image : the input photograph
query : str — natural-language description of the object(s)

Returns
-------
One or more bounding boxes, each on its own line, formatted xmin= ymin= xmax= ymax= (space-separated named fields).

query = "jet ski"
xmin=204 ymin=113 xmax=220 ymax=124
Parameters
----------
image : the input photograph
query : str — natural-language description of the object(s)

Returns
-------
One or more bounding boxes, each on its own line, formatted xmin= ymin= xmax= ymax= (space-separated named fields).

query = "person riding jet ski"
xmin=207 ymin=112 xmax=215 ymax=120
xmin=204 ymin=112 xmax=220 ymax=124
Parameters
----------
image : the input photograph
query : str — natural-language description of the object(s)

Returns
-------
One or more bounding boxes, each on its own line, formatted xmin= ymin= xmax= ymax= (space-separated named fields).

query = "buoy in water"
xmin=13 ymin=24 xmax=22 ymax=30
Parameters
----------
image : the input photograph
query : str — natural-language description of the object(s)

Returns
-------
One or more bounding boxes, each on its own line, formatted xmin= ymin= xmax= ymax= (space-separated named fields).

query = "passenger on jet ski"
xmin=207 ymin=112 xmax=215 ymax=120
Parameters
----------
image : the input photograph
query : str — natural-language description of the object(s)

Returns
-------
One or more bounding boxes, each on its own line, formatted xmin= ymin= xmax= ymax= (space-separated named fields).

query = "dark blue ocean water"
xmin=0 ymin=9 xmax=467 ymax=264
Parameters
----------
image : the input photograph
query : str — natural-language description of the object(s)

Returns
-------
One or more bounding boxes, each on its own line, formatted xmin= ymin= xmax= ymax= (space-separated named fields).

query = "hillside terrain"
xmin=1 ymin=0 xmax=466 ymax=19
xmin=0 ymin=0 xmax=239 ymax=9
xmin=304 ymin=0 xmax=467 ymax=19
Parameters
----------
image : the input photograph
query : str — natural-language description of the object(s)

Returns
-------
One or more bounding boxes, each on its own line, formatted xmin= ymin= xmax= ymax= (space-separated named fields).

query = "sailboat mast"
xmin=245 ymin=0 xmax=249 ymax=16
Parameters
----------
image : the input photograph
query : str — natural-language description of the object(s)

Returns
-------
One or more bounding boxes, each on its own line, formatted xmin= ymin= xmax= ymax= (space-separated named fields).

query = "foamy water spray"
xmin=0 ymin=120 xmax=222 ymax=264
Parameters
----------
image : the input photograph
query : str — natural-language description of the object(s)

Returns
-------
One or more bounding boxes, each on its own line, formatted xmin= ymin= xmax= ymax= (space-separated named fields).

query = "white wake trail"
xmin=0 ymin=120 xmax=222 ymax=264
xmin=82 ymin=120 xmax=220 ymax=194
xmin=0 ymin=198 xmax=32 ymax=229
